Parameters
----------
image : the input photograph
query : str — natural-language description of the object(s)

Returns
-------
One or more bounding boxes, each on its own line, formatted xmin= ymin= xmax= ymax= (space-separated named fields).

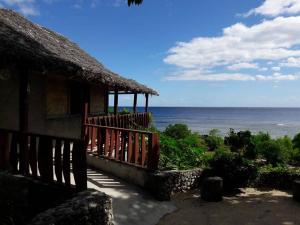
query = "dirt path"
xmin=86 ymin=168 xmax=176 ymax=225
xmin=157 ymin=188 xmax=300 ymax=225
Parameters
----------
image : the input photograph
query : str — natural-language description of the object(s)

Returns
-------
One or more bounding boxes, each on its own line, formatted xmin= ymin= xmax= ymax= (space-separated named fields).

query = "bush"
xmin=244 ymin=132 xmax=271 ymax=159
xmin=164 ymin=124 xmax=192 ymax=139
xmin=256 ymin=165 xmax=300 ymax=189
xmin=205 ymin=129 xmax=224 ymax=151
xmin=261 ymin=136 xmax=293 ymax=166
xmin=208 ymin=149 xmax=258 ymax=191
xmin=159 ymin=127 xmax=207 ymax=170
xmin=224 ymin=129 xmax=252 ymax=153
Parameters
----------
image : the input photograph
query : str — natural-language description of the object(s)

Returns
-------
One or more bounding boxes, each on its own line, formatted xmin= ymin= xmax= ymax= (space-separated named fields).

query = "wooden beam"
xmin=104 ymin=88 xmax=109 ymax=114
xmin=114 ymin=90 xmax=119 ymax=115
xmin=133 ymin=93 xmax=138 ymax=113
xmin=81 ymin=86 xmax=90 ymax=140
xmin=145 ymin=93 xmax=149 ymax=113
xmin=19 ymin=69 xmax=29 ymax=132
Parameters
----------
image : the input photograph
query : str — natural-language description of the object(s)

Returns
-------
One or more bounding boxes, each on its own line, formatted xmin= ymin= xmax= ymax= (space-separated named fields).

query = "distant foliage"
xmin=164 ymin=124 xmax=191 ymax=139
xmin=208 ymin=149 xmax=258 ymax=191
xmin=205 ymin=129 xmax=224 ymax=151
xmin=159 ymin=123 xmax=300 ymax=172
xmin=159 ymin=124 xmax=207 ymax=170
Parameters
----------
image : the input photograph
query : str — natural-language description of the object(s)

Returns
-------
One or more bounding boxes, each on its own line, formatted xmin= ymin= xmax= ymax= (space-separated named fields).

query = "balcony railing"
xmin=85 ymin=124 xmax=160 ymax=171
xmin=87 ymin=112 xmax=151 ymax=130
xmin=0 ymin=128 xmax=87 ymax=191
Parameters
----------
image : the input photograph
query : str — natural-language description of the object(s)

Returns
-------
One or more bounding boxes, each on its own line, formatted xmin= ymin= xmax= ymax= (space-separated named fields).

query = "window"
xmin=69 ymin=82 xmax=83 ymax=115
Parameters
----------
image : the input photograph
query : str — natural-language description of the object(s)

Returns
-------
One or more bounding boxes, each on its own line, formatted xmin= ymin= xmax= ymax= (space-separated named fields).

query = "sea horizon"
xmin=122 ymin=107 xmax=300 ymax=138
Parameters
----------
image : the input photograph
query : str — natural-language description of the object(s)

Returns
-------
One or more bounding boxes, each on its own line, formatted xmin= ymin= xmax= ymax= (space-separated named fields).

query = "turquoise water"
xmin=146 ymin=107 xmax=300 ymax=137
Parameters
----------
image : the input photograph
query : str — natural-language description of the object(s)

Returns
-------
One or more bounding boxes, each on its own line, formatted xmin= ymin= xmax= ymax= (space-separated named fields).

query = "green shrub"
xmin=256 ymin=165 xmax=300 ymax=189
xmin=159 ymin=132 xmax=206 ymax=170
xmin=293 ymin=133 xmax=300 ymax=149
xmin=260 ymin=136 xmax=293 ymax=166
xmin=244 ymin=132 xmax=271 ymax=159
xmin=164 ymin=124 xmax=192 ymax=139
xmin=209 ymin=149 xmax=258 ymax=191
xmin=224 ymin=129 xmax=252 ymax=153
xmin=205 ymin=129 xmax=224 ymax=151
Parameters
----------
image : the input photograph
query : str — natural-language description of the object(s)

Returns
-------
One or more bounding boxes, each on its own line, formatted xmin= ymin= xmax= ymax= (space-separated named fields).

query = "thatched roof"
xmin=0 ymin=9 xmax=158 ymax=95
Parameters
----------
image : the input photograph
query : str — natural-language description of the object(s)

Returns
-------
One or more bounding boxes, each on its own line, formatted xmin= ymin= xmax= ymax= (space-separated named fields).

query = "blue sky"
xmin=2 ymin=0 xmax=300 ymax=107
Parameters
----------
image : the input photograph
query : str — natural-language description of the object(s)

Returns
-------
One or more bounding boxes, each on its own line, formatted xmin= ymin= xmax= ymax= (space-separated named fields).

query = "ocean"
xmin=146 ymin=107 xmax=300 ymax=138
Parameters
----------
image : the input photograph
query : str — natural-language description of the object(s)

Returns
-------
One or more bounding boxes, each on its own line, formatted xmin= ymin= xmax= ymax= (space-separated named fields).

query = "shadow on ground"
xmin=86 ymin=168 xmax=176 ymax=225
xmin=157 ymin=188 xmax=300 ymax=225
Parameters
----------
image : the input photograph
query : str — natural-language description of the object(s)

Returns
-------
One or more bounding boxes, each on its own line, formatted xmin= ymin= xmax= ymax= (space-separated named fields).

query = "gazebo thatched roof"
xmin=0 ymin=9 xmax=158 ymax=95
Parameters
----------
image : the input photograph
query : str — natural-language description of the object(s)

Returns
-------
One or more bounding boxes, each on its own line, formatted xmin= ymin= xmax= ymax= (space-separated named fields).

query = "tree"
xmin=128 ymin=0 xmax=143 ymax=6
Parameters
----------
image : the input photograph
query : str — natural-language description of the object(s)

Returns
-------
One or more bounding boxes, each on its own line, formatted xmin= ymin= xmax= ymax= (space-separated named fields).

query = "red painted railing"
xmin=85 ymin=124 xmax=160 ymax=171
xmin=87 ymin=112 xmax=151 ymax=130
xmin=0 ymin=129 xmax=87 ymax=191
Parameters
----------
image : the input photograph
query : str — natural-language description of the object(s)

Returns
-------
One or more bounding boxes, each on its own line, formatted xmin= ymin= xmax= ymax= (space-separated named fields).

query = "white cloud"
xmin=280 ymin=57 xmax=300 ymax=67
xmin=164 ymin=16 xmax=300 ymax=81
xmin=0 ymin=0 xmax=39 ymax=16
xmin=245 ymin=0 xmax=300 ymax=17
xmin=165 ymin=17 xmax=300 ymax=69
xmin=227 ymin=62 xmax=258 ymax=71
xmin=271 ymin=66 xmax=281 ymax=71
xmin=165 ymin=70 xmax=299 ymax=82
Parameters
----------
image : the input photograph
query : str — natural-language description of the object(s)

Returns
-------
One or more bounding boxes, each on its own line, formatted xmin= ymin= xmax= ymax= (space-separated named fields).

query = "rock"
xmin=201 ymin=177 xmax=223 ymax=202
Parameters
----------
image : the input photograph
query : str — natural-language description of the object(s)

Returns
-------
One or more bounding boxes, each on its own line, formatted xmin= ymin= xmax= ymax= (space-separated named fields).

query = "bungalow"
xmin=0 ymin=9 xmax=159 ymax=190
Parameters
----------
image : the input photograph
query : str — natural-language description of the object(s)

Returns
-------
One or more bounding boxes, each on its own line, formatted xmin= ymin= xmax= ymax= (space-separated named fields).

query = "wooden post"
xmin=145 ymin=93 xmax=149 ymax=113
xmin=104 ymin=88 xmax=109 ymax=115
xmin=19 ymin=68 xmax=29 ymax=175
xmin=133 ymin=93 xmax=138 ymax=113
xmin=81 ymin=86 xmax=89 ymax=140
xmin=19 ymin=69 xmax=29 ymax=132
xmin=114 ymin=90 xmax=119 ymax=115
xmin=147 ymin=133 xmax=160 ymax=171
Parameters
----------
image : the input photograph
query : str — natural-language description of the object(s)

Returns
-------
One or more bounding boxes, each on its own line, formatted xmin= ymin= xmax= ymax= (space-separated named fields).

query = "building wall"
xmin=0 ymin=67 xmax=19 ymax=130
xmin=90 ymin=85 xmax=106 ymax=115
xmin=0 ymin=68 xmax=107 ymax=139
xmin=28 ymin=73 xmax=81 ymax=139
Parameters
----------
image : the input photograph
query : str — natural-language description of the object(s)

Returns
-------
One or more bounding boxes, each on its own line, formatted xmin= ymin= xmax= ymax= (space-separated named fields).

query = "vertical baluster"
xmin=19 ymin=133 xmax=29 ymax=175
xmin=0 ymin=131 xmax=10 ymax=170
xmin=141 ymin=134 xmax=146 ymax=167
xmin=104 ymin=129 xmax=110 ymax=157
xmin=9 ymin=132 xmax=18 ymax=173
xmin=29 ymin=136 xmax=37 ymax=177
xmin=115 ymin=130 xmax=120 ymax=160
xmin=127 ymin=131 xmax=133 ymax=163
xmin=109 ymin=129 xmax=115 ymax=158
xmin=63 ymin=140 xmax=70 ymax=187
xmin=147 ymin=133 xmax=160 ymax=171
xmin=54 ymin=139 xmax=62 ymax=184
xmin=134 ymin=132 xmax=140 ymax=164
xmin=38 ymin=137 xmax=53 ymax=182
xmin=97 ymin=127 xmax=103 ymax=156
xmin=72 ymin=140 xmax=87 ymax=191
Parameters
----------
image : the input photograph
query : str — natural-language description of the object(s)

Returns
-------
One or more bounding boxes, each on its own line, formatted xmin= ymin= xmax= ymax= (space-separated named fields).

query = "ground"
xmin=86 ymin=168 xmax=300 ymax=225
xmin=86 ymin=168 xmax=176 ymax=225
xmin=157 ymin=188 xmax=300 ymax=225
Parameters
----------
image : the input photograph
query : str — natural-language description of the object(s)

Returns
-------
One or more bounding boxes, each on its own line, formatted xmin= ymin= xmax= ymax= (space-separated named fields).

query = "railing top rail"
xmin=84 ymin=124 xmax=154 ymax=135
xmin=0 ymin=128 xmax=81 ymax=142
xmin=88 ymin=112 xmax=149 ymax=118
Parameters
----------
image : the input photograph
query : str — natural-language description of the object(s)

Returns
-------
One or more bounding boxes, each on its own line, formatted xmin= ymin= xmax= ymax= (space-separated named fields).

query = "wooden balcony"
xmin=85 ymin=124 xmax=160 ymax=171
xmin=0 ymin=128 xmax=87 ymax=191
xmin=87 ymin=112 xmax=152 ymax=130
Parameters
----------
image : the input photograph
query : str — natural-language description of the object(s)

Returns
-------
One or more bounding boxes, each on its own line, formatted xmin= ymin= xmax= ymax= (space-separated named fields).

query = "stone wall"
xmin=29 ymin=190 xmax=113 ymax=225
xmin=146 ymin=169 xmax=203 ymax=200
xmin=0 ymin=172 xmax=113 ymax=225
xmin=87 ymin=154 xmax=203 ymax=201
